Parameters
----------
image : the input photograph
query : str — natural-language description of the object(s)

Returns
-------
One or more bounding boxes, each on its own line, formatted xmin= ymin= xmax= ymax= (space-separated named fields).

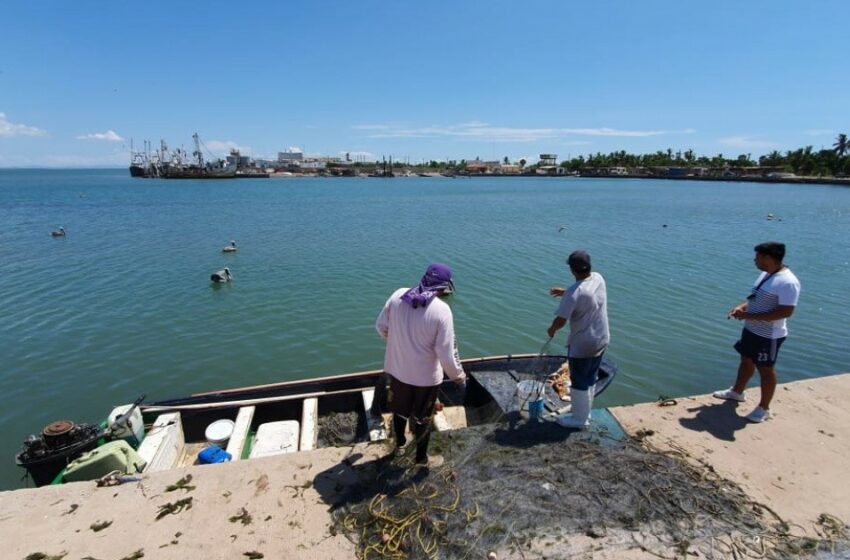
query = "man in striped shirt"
xmin=714 ymin=242 xmax=801 ymax=423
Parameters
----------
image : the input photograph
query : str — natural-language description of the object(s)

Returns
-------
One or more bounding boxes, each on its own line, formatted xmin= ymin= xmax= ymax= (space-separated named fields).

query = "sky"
xmin=1 ymin=1 xmax=848 ymax=167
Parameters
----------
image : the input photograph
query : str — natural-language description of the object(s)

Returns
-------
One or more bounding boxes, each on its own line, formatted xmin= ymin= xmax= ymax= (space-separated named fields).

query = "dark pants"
xmin=568 ymin=354 xmax=604 ymax=391
xmin=387 ymin=375 xmax=439 ymax=463
xmin=370 ymin=373 xmax=389 ymax=418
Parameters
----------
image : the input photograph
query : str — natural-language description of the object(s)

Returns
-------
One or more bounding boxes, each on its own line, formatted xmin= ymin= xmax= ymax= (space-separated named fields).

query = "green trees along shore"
xmin=345 ymin=134 xmax=849 ymax=178
xmin=558 ymin=133 xmax=850 ymax=177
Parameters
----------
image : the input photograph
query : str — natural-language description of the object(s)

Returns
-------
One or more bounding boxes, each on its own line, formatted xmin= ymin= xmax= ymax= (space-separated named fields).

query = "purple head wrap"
xmin=401 ymin=263 xmax=455 ymax=308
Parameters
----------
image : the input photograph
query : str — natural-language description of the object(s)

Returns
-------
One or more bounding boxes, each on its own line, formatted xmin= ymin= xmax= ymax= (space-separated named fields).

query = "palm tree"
xmin=833 ymin=133 xmax=849 ymax=157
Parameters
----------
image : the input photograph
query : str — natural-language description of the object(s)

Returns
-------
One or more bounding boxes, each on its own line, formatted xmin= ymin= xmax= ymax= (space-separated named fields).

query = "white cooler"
xmin=249 ymin=421 xmax=300 ymax=458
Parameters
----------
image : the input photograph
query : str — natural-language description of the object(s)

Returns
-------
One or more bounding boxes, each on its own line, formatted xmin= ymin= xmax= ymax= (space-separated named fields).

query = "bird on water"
xmin=211 ymin=267 xmax=233 ymax=283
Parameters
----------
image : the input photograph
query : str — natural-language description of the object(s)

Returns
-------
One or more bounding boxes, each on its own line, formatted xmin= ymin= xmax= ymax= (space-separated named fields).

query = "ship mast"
xmin=192 ymin=133 xmax=204 ymax=168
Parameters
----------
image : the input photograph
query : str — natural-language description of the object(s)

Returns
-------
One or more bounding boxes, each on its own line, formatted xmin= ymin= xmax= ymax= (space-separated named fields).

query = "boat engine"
xmin=16 ymin=419 xmax=102 ymax=486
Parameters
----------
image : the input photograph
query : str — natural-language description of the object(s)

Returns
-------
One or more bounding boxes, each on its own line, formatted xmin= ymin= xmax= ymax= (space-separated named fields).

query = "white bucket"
xmin=205 ymin=419 xmax=235 ymax=446
xmin=516 ymin=380 xmax=546 ymax=417
xmin=108 ymin=405 xmax=145 ymax=444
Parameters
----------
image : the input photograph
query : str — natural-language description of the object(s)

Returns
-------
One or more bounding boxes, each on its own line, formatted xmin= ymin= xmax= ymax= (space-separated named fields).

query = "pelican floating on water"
xmin=222 ymin=241 xmax=237 ymax=253
xmin=51 ymin=227 xmax=66 ymax=237
xmin=211 ymin=267 xmax=232 ymax=283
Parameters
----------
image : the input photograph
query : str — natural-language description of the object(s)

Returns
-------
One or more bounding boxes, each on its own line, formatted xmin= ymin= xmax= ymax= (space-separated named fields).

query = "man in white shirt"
xmin=714 ymin=242 xmax=801 ymax=423
xmin=376 ymin=263 xmax=466 ymax=468
xmin=547 ymin=250 xmax=610 ymax=429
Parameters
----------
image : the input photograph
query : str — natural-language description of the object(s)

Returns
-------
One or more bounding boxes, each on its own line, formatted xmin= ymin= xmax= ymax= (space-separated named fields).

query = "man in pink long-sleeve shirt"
xmin=375 ymin=263 xmax=466 ymax=468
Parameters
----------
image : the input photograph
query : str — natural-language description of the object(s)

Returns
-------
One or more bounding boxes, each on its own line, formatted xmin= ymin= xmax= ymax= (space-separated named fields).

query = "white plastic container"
xmin=249 ymin=420 xmax=300 ymax=458
xmin=205 ymin=419 xmax=235 ymax=446
xmin=108 ymin=404 xmax=145 ymax=444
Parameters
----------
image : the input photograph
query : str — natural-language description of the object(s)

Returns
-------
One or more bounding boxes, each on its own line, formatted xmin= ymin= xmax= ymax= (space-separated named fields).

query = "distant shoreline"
xmin=332 ymin=173 xmax=850 ymax=186
xmin=524 ymin=174 xmax=850 ymax=186
xmin=2 ymin=167 xmax=848 ymax=186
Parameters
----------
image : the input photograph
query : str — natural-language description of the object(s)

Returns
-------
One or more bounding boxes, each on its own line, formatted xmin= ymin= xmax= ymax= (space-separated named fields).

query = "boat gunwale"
xmin=188 ymin=353 xmax=547 ymax=398
xmin=141 ymin=354 xmax=616 ymax=412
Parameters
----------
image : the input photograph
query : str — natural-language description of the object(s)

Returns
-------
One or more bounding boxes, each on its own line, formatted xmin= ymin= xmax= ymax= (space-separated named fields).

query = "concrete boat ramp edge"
xmin=1 ymin=373 xmax=849 ymax=559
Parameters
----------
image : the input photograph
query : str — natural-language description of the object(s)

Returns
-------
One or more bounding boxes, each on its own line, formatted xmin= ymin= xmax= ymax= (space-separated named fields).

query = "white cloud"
xmin=204 ymin=140 xmax=251 ymax=157
xmin=76 ymin=130 xmax=124 ymax=142
xmin=718 ymin=136 xmax=776 ymax=149
xmin=285 ymin=146 xmax=303 ymax=153
xmin=354 ymin=122 xmax=695 ymax=142
xmin=0 ymin=112 xmax=47 ymax=137
xmin=803 ymin=129 xmax=833 ymax=136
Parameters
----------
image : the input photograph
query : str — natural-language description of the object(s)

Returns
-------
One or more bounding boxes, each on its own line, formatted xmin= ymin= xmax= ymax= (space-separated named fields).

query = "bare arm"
xmin=547 ymin=316 xmax=567 ymax=339
xmin=732 ymin=304 xmax=795 ymax=322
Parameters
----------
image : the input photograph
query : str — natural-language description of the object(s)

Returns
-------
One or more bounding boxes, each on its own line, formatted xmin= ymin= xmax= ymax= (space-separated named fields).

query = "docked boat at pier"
xmin=128 ymin=134 xmax=267 ymax=179
xmin=15 ymin=354 xmax=616 ymax=486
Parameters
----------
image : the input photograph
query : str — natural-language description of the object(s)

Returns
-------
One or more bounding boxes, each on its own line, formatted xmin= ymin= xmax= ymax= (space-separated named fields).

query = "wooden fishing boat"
xmin=16 ymin=354 xmax=616 ymax=486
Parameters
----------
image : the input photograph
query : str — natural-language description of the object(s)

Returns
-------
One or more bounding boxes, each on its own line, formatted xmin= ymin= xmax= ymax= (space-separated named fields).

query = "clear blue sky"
xmin=1 ymin=1 xmax=847 ymax=167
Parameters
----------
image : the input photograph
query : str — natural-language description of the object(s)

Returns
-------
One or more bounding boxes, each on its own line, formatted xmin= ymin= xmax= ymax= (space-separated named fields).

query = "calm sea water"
xmin=1 ymin=169 xmax=848 ymax=490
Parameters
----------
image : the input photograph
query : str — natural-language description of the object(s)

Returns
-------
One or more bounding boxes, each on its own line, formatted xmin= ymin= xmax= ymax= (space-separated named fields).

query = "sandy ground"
xmin=2 ymin=373 xmax=848 ymax=559
xmin=610 ymin=373 xmax=850 ymax=538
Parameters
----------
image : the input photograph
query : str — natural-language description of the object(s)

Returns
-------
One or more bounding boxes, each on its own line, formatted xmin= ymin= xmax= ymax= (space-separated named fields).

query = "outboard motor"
xmin=16 ymin=420 xmax=102 ymax=486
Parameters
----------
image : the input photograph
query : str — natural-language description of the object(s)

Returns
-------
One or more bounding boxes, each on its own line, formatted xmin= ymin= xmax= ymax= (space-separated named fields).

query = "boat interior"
xmin=134 ymin=355 xmax=615 ymax=471
xmin=16 ymin=355 xmax=615 ymax=484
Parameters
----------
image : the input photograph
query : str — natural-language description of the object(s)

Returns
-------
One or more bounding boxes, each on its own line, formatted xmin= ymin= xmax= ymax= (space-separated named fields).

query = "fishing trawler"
xmin=128 ymin=133 xmax=237 ymax=179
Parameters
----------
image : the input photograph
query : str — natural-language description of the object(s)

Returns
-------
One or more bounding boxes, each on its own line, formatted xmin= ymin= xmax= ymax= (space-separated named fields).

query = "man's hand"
xmin=453 ymin=376 xmax=467 ymax=387
xmin=729 ymin=304 xmax=747 ymax=320
xmin=549 ymin=287 xmax=565 ymax=297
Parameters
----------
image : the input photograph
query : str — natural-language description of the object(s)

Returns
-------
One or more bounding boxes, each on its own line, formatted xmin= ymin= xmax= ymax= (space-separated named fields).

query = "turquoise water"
xmin=2 ymin=169 xmax=848 ymax=490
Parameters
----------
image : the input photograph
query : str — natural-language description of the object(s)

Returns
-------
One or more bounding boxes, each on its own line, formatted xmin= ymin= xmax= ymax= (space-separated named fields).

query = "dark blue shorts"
xmin=568 ymin=354 xmax=604 ymax=391
xmin=734 ymin=328 xmax=785 ymax=367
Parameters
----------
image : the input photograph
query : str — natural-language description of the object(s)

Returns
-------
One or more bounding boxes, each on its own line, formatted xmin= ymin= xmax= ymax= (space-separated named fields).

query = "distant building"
xmin=227 ymin=150 xmax=252 ymax=168
xmin=312 ymin=156 xmax=342 ymax=164
xmin=465 ymin=159 xmax=503 ymax=174
xmin=538 ymin=154 xmax=557 ymax=166
xmin=278 ymin=150 xmax=304 ymax=163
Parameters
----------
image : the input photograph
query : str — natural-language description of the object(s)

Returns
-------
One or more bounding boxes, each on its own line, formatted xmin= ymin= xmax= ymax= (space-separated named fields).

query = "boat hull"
xmin=16 ymin=354 xmax=616 ymax=486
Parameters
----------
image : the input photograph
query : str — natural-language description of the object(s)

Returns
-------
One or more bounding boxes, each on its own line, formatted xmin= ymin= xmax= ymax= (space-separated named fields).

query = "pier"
xmin=2 ymin=374 xmax=848 ymax=559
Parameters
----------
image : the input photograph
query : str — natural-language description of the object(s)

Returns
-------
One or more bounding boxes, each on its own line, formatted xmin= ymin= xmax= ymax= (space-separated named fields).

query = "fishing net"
xmin=526 ymin=339 xmax=559 ymax=380
xmin=329 ymin=421 xmax=849 ymax=559
xmin=318 ymin=411 xmax=362 ymax=448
